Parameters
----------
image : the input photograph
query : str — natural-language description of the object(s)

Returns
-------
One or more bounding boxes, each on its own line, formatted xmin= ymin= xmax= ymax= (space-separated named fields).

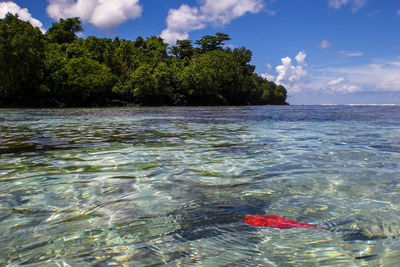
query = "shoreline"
xmin=0 ymin=100 xmax=289 ymax=109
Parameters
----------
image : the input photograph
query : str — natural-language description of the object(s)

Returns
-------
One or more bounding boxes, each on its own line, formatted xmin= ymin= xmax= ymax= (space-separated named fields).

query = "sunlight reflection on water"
xmin=0 ymin=106 xmax=400 ymax=266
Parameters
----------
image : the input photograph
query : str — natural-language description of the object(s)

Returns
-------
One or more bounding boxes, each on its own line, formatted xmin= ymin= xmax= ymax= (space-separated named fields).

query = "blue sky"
xmin=1 ymin=0 xmax=400 ymax=104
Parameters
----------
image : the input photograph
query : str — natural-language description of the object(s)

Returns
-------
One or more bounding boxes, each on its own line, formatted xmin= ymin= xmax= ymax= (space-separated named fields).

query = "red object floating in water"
xmin=244 ymin=215 xmax=326 ymax=229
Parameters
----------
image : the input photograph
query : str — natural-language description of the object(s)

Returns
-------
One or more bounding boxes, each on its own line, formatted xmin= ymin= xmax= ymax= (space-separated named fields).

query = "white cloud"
xmin=281 ymin=57 xmax=400 ymax=104
xmin=328 ymin=0 xmax=367 ymax=12
xmin=160 ymin=4 xmax=205 ymax=44
xmin=260 ymin=63 xmax=275 ymax=80
xmin=295 ymin=51 xmax=307 ymax=65
xmin=339 ymin=50 xmax=364 ymax=57
xmin=327 ymin=77 xmax=362 ymax=93
xmin=397 ymin=9 xmax=400 ymax=16
xmin=288 ymin=58 xmax=400 ymax=104
xmin=328 ymin=77 xmax=345 ymax=86
xmin=161 ymin=0 xmax=264 ymax=44
xmin=311 ymin=59 xmax=400 ymax=94
xmin=261 ymin=72 xmax=275 ymax=81
xmin=200 ymin=0 xmax=264 ymax=25
xmin=328 ymin=0 xmax=349 ymax=9
xmin=46 ymin=0 xmax=142 ymax=31
xmin=319 ymin=39 xmax=331 ymax=49
xmin=0 ymin=1 xmax=45 ymax=32
xmin=261 ymin=51 xmax=308 ymax=93
xmin=160 ymin=29 xmax=190 ymax=45
xmin=366 ymin=62 xmax=400 ymax=90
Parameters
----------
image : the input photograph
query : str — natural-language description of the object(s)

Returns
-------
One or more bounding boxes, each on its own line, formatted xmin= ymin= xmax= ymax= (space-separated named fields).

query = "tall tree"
xmin=0 ymin=13 xmax=44 ymax=101
xmin=195 ymin=32 xmax=231 ymax=53
xmin=170 ymin=40 xmax=195 ymax=60
xmin=46 ymin=18 xmax=83 ymax=44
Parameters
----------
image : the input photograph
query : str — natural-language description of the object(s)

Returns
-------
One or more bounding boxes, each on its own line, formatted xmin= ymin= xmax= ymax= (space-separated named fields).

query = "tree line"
xmin=0 ymin=14 xmax=287 ymax=107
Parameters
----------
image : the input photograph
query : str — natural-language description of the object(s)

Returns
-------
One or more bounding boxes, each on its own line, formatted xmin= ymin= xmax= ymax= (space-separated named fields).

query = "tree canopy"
xmin=0 ymin=13 xmax=44 ymax=101
xmin=0 ymin=14 xmax=287 ymax=107
xmin=45 ymin=17 xmax=83 ymax=44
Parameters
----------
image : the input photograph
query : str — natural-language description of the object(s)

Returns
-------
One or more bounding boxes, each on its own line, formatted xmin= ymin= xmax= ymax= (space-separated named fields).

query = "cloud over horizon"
xmin=261 ymin=51 xmax=308 ymax=94
xmin=46 ymin=0 xmax=142 ymax=31
xmin=0 ymin=1 xmax=45 ymax=32
xmin=340 ymin=60 xmax=400 ymax=91
xmin=301 ymin=58 xmax=400 ymax=101
xmin=160 ymin=0 xmax=264 ymax=44
xmin=327 ymin=77 xmax=362 ymax=93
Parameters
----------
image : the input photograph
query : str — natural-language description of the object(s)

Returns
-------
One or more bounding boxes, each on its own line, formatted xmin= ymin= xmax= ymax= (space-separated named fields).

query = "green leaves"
xmin=43 ymin=38 xmax=114 ymax=105
xmin=45 ymin=18 xmax=83 ymax=44
xmin=170 ymin=40 xmax=195 ymax=60
xmin=0 ymin=13 xmax=44 ymax=101
xmin=195 ymin=32 xmax=231 ymax=53
xmin=62 ymin=58 xmax=113 ymax=98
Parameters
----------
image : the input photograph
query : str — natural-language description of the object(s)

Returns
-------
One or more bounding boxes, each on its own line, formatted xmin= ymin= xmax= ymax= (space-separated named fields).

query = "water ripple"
xmin=1 ymin=106 xmax=400 ymax=266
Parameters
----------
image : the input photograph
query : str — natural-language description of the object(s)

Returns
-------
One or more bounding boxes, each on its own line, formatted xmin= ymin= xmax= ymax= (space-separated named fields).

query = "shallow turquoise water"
xmin=1 ymin=106 xmax=400 ymax=266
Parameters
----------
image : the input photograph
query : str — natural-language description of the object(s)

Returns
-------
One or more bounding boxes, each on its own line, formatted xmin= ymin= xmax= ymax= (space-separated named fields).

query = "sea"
xmin=0 ymin=105 xmax=400 ymax=266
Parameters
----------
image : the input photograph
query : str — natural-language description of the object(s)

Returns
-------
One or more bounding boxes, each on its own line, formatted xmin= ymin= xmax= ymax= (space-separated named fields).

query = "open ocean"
xmin=1 ymin=105 xmax=400 ymax=266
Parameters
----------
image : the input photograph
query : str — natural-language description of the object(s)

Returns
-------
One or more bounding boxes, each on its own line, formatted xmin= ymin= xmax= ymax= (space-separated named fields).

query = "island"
xmin=0 ymin=14 xmax=288 ymax=107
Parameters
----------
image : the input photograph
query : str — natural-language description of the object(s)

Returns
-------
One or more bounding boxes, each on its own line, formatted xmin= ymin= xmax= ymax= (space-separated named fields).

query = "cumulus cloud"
xmin=261 ymin=51 xmax=308 ymax=93
xmin=328 ymin=77 xmax=345 ymax=86
xmin=327 ymin=77 xmax=362 ymax=93
xmin=328 ymin=0 xmax=367 ymax=12
xmin=319 ymin=39 xmax=331 ymax=49
xmin=161 ymin=0 xmax=264 ymax=44
xmin=200 ymin=0 xmax=264 ymax=25
xmin=315 ymin=59 xmax=400 ymax=94
xmin=279 ymin=56 xmax=400 ymax=104
xmin=261 ymin=72 xmax=275 ymax=81
xmin=339 ymin=50 xmax=364 ymax=57
xmin=364 ymin=62 xmax=400 ymax=90
xmin=261 ymin=64 xmax=275 ymax=80
xmin=295 ymin=51 xmax=307 ymax=65
xmin=46 ymin=0 xmax=142 ymax=31
xmin=160 ymin=4 xmax=205 ymax=44
xmin=0 ymin=1 xmax=45 ymax=32
xmin=287 ymin=57 xmax=400 ymax=104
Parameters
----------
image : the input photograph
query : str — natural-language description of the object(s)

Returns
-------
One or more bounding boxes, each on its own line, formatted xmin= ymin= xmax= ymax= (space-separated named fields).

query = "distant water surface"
xmin=1 ymin=105 xmax=400 ymax=266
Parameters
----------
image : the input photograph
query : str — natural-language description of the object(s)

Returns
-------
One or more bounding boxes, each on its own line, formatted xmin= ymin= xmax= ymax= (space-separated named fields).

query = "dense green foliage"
xmin=0 ymin=14 xmax=44 ymax=102
xmin=0 ymin=14 xmax=287 ymax=107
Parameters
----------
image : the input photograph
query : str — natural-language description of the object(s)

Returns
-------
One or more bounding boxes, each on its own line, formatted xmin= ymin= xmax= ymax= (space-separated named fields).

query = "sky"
xmin=1 ymin=0 xmax=400 ymax=104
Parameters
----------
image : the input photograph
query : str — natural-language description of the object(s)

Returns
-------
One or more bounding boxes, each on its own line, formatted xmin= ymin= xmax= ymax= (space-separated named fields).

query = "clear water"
xmin=1 ymin=106 xmax=400 ymax=266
